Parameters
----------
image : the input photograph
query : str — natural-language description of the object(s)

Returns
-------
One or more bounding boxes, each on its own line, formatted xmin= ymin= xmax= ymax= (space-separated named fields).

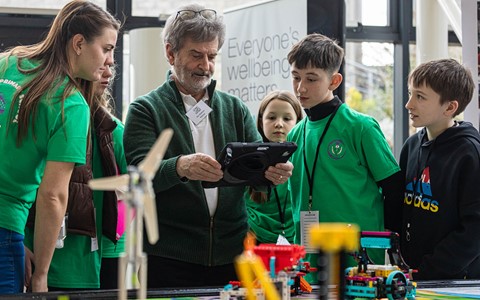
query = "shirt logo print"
xmin=327 ymin=139 xmax=346 ymax=160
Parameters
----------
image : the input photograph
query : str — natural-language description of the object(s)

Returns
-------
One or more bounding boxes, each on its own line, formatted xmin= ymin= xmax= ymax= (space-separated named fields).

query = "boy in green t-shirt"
xmin=286 ymin=33 xmax=403 ymax=283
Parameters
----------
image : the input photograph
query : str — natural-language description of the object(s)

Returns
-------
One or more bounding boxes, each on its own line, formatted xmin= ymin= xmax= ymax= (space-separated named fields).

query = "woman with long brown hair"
xmin=0 ymin=0 xmax=120 ymax=293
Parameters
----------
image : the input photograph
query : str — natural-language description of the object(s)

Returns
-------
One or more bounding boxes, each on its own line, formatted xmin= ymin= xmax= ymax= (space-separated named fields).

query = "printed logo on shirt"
xmin=404 ymin=167 xmax=439 ymax=213
xmin=327 ymin=139 xmax=346 ymax=160
xmin=0 ymin=94 xmax=5 ymax=114
xmin=0 ymin=79 xmax=21 ymax=90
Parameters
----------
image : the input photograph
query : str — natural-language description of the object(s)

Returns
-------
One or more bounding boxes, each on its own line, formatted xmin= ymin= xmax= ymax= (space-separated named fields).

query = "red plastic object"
xmin=228 ymin=281 xmax=241 ymax=287
xmin=253 ymin=244 xmax=306 ymax=273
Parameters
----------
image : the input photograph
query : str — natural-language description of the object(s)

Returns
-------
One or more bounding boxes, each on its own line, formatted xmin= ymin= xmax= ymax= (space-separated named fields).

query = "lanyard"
xmin=303 ymin=104 xmax=341 ymax=211
xmin=269 ymin=187 xmax=288 ymax=235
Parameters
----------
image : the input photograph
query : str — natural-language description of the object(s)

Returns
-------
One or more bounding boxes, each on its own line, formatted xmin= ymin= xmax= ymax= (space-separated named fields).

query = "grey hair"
xmin=162 ymin=3 xmax=225 ymax=53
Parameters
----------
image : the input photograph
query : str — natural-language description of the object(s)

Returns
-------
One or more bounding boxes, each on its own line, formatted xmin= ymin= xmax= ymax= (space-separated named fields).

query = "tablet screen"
xmin=202 ymin=142 xmax=297 ymax=188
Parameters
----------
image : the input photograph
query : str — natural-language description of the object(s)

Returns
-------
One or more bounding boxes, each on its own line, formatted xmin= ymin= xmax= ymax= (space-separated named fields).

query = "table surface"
xmin=2 ymin=280 xmax=480 ymax=300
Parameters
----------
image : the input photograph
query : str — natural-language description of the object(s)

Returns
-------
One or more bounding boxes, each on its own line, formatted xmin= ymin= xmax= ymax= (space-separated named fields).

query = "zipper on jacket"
xmin=208 ymin=216 xmax=214 ymax=266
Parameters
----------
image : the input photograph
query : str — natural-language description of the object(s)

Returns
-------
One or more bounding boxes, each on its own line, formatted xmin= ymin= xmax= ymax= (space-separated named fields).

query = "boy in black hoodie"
xmin=396 ymin=58 xmax=480 ymax=280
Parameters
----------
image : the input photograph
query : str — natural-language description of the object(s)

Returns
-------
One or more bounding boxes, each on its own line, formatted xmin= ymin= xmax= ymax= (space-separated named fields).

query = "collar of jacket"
xmin=305 ymin=96 xmax=342 ymax=121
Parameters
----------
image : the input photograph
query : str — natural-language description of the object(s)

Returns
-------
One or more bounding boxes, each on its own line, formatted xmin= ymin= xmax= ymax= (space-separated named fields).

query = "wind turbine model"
xmin=89 ymin=128 xmax=174 ymax=300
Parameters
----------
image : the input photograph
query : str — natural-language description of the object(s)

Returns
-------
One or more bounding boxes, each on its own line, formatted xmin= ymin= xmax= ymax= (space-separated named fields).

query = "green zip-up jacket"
xmin=123 ymin=72 xmax=261 ymax=266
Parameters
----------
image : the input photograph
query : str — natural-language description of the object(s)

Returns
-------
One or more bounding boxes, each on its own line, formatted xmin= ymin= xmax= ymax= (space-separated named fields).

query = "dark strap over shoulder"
xmin=94 ymin=107 xmax=119 ymax=243
xmin=26 ymin=129 xmax=97 ymax=237
xmin=26 ymin=107 xmax=120 ymax=242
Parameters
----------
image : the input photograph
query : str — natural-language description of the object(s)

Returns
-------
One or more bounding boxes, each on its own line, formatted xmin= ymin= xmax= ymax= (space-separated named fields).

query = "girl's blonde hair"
xmin=249 ymin=90 xmax=303 ymax=203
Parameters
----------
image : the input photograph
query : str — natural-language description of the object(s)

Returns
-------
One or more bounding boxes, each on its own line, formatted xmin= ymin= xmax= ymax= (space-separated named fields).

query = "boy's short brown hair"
xmin=408 ymin=59 xmax=475 ymax=116
xmin=287 ymin=33 xmax=344 ymax=76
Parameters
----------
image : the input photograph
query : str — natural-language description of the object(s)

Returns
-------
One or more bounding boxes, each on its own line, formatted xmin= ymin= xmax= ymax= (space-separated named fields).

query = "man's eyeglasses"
xmin=175 ymin=9 xmax=217 ymax=20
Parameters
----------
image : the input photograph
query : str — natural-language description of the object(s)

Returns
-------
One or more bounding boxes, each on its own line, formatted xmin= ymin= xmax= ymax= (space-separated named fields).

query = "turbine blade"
xmin=139 ymin=128 xmax=174 ymax=179
xmin=143 ymin=191 xmax=159 ymax=244
xmin=88 ymin=174 xmax=129 ymax=191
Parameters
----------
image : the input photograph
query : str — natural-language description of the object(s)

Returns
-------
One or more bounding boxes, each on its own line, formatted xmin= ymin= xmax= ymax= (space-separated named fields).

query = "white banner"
xmin=222 ymin=0 xmax=307 ymax=117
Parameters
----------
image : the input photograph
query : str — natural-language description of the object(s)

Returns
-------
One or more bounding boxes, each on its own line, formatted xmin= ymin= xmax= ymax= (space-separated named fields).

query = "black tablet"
xmin=202 ymin=142 xmax=297 ymax=188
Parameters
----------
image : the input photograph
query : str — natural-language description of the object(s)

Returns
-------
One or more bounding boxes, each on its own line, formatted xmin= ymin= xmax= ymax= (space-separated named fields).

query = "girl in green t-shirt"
xmin=245 ymin=90 xmax=303 ymax=244
xmin=0 ymin=1 xmax=120 ymax=294
xmin=25 ymin=66 xmax=128 ymax=291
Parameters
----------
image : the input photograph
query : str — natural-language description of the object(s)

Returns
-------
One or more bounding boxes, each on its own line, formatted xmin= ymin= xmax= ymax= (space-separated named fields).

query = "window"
xmin=346 ymin=0 xmax=390 ymax=27
xmin=345 ymin=42 xmax=394 ymax=148
xmin=0 ymin=0 xmax=105 ymax=10
xmin=131 ymin=0 xmax=254 ymax=17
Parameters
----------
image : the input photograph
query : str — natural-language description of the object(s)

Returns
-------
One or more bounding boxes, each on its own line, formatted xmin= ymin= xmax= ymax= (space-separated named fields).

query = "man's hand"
xmin=265 ymin=161 xmax=293 ymax=185
xmin=176 ymin=153 xmax=223 ymax=182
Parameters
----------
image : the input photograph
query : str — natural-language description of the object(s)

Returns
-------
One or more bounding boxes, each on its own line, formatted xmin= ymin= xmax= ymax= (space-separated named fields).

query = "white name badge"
xmin=91 ymin=207 xmax=98 ymax=251
xmin=185 ymin=100 xmax=212 ymax=125
xmin=91 ymin=237 xmax=99 ymax=252
xmin=300 ymin=210 xmax=319 ymax=253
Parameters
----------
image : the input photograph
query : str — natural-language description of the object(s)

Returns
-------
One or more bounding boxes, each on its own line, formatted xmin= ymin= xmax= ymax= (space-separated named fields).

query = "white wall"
xmin=129 ymin=27 xmax=170 ymax=101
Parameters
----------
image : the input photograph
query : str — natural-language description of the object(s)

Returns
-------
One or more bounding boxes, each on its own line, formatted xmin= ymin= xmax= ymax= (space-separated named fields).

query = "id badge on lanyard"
xmin=300 ymin=210 xmax=319 ymax=253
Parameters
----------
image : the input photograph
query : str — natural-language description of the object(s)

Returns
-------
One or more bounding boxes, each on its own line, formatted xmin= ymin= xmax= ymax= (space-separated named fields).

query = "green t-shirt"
xmin=24 ymin=117 xmax=127 ymax=288
xmin=287 ymin=104 xmax=400 ymax=282
xmin=0 ymin=56 xmax=89 ymax=235
xmin=245 ymin=182 xmax=295 ymax=244
xmin=101 ymin=233 xmax=125 ymax=259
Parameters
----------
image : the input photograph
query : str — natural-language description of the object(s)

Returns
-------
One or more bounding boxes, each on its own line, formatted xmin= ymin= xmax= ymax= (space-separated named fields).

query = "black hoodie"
xmin=399 ymin=121 xmax=480 ymax=280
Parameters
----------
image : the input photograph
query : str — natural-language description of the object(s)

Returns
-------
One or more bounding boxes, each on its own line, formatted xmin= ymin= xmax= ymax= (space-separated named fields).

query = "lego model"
xmin=345 ymin=231 xmax=416 ymax=300
xmin=89 ymin=128 xmax=173 ymax=300
xmin=253 ymin=242 xmax=314 ymax=296
xmin=309 ymin=223 xmax=361 ymax=300
xmin=220 ymin=233 xmax=312 ymax=300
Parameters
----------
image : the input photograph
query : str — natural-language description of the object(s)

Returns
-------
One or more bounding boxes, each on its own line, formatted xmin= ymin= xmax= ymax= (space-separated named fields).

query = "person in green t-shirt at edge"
xmin=286 ymin=33 xmax=404 ymax=284
xmin=0 ymin=1 xmax=120 ymax=294
xmin=24 ymin=65 xmax=127 ymax=291
xmin=245 ymin=90 xmax=303 ymax=245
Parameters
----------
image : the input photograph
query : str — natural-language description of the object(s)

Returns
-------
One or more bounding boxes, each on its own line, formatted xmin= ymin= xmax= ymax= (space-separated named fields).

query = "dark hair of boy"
xmin=408 ymin=58 xmax=475 ymax=116
xmin=287 ymin=33 xmax=344 ymax=75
